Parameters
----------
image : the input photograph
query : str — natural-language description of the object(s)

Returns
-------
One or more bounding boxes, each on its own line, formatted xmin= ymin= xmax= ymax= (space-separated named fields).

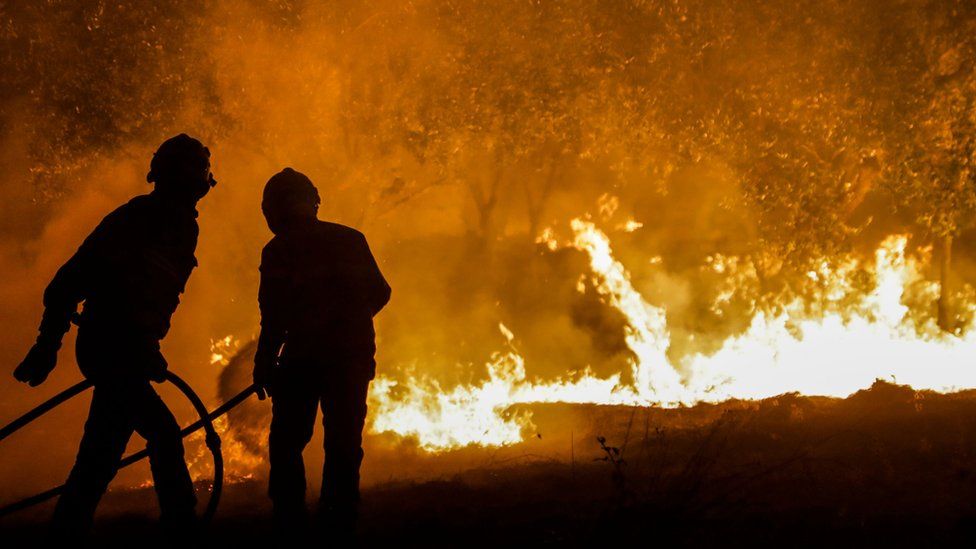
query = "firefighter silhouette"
xmin=13 ymin=134 xmax=216 ymax=536
xmin=253 ymin=168 xmax=390 ymax=535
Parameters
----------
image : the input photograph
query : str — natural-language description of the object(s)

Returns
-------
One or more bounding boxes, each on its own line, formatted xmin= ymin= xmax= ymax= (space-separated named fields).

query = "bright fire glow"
xmin=368 ymin=218 xmax=976 ymax=451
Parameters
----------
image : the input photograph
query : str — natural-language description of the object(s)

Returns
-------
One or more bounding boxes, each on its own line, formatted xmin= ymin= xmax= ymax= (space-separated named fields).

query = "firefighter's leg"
xmin=269 ymin=371 xmax=319 ymax=521
xmin=131 ymin=382 xmax=197 ymax=528
xmin=320 ymin=370 xmax=371 ymax=526
xmin=52 ymin=383 xmax=135 ymax=535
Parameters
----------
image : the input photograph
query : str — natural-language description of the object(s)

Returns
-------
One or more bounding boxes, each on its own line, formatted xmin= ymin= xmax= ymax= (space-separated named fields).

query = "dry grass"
xmin=5 ymin=380 xmax=976 ymax=545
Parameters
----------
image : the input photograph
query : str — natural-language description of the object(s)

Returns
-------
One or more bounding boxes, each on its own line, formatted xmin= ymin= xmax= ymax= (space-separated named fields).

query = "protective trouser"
xmin=268 ymin=365 xmax=371 ymax=523
xmin=52 ymin=331 xmax=196 ymax=535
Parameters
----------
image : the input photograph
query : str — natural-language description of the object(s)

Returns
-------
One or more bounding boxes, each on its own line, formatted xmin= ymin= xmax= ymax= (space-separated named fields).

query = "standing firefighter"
xmin=253 ymin=168 xmax=391 ymax=535
xmin=13 ymin=134 xmax=216 ymax=536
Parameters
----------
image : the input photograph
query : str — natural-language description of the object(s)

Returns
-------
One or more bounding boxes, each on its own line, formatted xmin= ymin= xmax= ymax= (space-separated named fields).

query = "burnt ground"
xmin=5 ymin=380 xmax=976 ymax=546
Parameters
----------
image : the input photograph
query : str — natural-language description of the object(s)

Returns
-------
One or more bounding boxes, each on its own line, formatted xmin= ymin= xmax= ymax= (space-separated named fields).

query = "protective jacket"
xmin=256 ymin=220 xmax=390 ymax=379
xmin=39 ymin=192 xmax=199 ymax=379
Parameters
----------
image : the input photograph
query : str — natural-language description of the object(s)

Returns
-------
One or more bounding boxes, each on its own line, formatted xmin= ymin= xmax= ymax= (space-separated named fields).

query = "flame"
xmin=210 ymin=335 xmax=239 ymax=366
xmin=185 ymin=415 xmax=265 ymax=483
xmin=205 ymin=219 xmax=976 ymax=454
xmin=368 ymin=218 xmax=976 ymax=451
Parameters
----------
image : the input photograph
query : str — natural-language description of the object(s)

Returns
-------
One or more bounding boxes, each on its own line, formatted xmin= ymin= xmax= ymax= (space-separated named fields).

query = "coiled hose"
xmin=0 ymin=373 xmax=257 ymax=521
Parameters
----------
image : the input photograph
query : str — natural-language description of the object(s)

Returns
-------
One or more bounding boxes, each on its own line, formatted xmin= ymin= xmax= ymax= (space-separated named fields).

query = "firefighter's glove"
xmin=146 ymin=349 xmax=169 ymax=384
xmin=253 ymin=357 xmax=275 ymax=401
xmin=14 ymin=338 xmax=60 ymax=387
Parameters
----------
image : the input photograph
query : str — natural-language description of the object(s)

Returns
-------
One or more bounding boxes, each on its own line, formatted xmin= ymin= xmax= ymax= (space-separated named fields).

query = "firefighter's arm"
xmin=357 ymin=233 xmax=391 ymax=316
xmin=15 ymin=221 xmax=107 ymax=386
xmin=254 ymin=245 xmax=288 ymax=399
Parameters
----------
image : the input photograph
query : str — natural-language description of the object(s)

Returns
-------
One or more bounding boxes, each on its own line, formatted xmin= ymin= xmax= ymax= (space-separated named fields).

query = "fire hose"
xmin=0 ymin=372 xmax=259 ymax=522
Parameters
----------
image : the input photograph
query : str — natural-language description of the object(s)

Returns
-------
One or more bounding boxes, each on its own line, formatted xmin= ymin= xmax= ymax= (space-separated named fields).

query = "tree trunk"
xmin=526 ymin=160 xmax=559 ymax=240
xmin=938 ymin=233 xmax=954 ymax=332
xmin=471 ymin=158 xmax=505 ymax=245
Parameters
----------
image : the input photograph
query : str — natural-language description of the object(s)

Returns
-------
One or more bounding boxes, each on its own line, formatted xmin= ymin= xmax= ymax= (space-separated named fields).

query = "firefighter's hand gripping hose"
xmin=0 ymin=373 xmax=259 ymax=522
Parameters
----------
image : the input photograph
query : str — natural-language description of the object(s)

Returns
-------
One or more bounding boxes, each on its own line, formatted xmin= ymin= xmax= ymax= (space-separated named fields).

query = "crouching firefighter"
xmin=253 ymin=168 xmax=391 ymax=536
xmin=13 ymin=134 xmax=217 ymax=536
